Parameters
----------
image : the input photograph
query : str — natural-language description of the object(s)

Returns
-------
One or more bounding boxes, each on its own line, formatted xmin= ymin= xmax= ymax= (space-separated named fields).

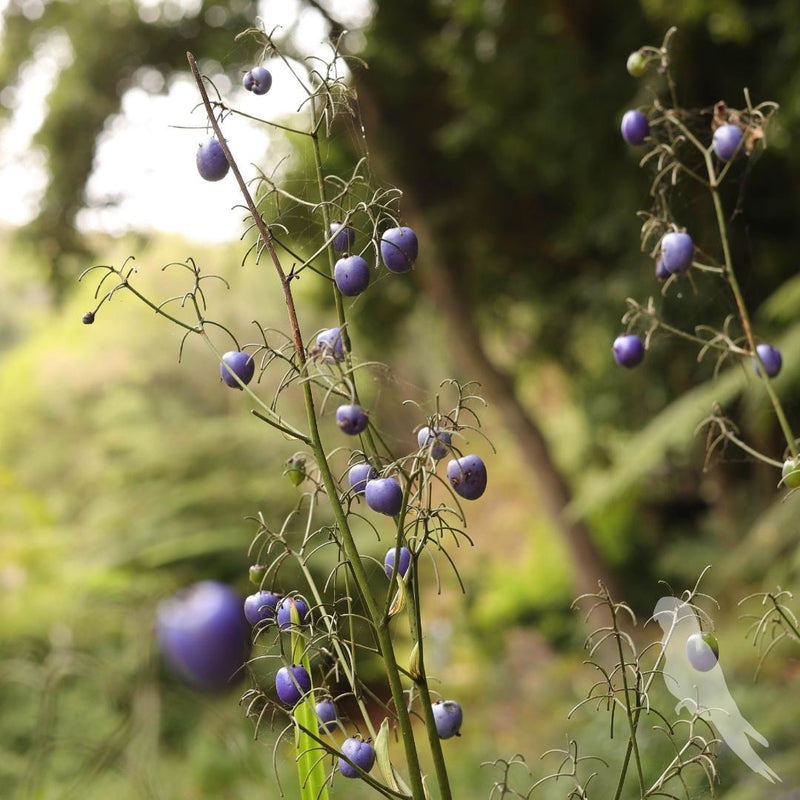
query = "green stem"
xmin=406 ymin=568 xmax=453 ymax=800
xmin=307 ymin=98 xmax=386 ymax=467
xmin=295 ymin=495 xmax=378 ymax=739
xmin=706 ymin=159 xmax=799 ymax=458
xmin=612 ymin=602 xmax=645 ymax=797
xmin=719 ymin=428 xmax=783 ymax=468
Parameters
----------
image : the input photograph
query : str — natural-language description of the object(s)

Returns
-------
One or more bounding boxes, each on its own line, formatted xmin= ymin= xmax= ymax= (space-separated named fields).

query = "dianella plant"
xmin=81 ymin=23 xmax=490 ymax=800
xmin=486 ymin=28 xmax=792 ymax=799
xmin=615 ymin=28 xmax=791 ymax=479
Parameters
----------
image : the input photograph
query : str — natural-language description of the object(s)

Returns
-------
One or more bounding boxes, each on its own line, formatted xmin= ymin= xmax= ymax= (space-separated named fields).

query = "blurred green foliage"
xmin=2 ymin=0 xmax=800 ymax=797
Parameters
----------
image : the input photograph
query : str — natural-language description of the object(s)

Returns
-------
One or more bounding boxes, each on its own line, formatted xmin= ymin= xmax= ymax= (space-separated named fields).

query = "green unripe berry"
xmin=249 ymin=564 xmax=268 ymax=585
xmin=782 ymin=458 xmax=800 ymax=489
xmin=284 ymin=456 xmax=306 ymax=487
xmin=626 ymin=50 xmax=648 ymax=77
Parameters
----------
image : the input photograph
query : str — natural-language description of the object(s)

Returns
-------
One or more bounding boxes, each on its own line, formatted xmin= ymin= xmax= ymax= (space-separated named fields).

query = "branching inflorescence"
xmin=613 ymin=28 xmax=796 ymax=481
xmin=81 ymin=22 xmax=492 ymax=800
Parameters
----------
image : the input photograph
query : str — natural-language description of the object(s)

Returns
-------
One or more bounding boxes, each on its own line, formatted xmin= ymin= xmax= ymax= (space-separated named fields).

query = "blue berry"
xmin=620 ymin=110 xmax=649 ymax=145
xmin=275 ymin=664 xmax=311 ymax=705
xmin=334 ymin=255 xmax=371 ymax=296
xmin=339 ymin=737 xmax=375 ymax=778
xmin=432 ymin=700 xmax=463 ymax=739
xmin=315 ymin=699 xmax=338 ymax=733
xmin=380 ymin=226 xmax=418 ymax=273
xmin=365 ymin=477 xmax=403 ymax=516
xmin=196 ymin=137 xmax=229 ymax=181
xmin=336 ymin=404 xmax=369 ymax=435
xmin=243 ymin=590 xmax=280 ymax=626
xmin=753 ymin=343 xmax=782 ymax=378
xmin=446 ymin=454 xmax=487 ymax=500
xmin=712 ymin=124 xmax=743 ymax=161
xmin=276 ymin=596 xmax=309 ymax=630
xmin=384 ymin=546 xmax=411 ymax=579
xmin=315 ymin=327 xmax=345 ymax=363
xmin=249 ymin=66 xmax=272 ymax=95
xmin=330 ymin=222 xmax=356 ymax=253
xmin=612 ymin=334 xmax=645 ymax=368
xmin=348 ymin=463 xmax=378 ymax=495
xmin=418 ymin=426 xmax=452 ymax=460
xmin=660 ymin=231 xmax=694 ymax=274
xmin=155 ymin=581 xmax=249 ymax=690
xmin=220 ymin=351 xmax=255 ymax=389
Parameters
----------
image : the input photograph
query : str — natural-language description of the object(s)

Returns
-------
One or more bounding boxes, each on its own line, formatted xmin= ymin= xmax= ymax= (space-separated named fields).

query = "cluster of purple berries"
xmin=330 ymin=221 xmax=419 ymax=298
xmin=346 ymin=448 xmax=487 ymax=517
xmin=615 ymin=97 xmax=756 ymax=373
xmin=195 ymin=66 xmax=272 ymax=183
xmin=183 ymin=57 xmax=473 ymax=785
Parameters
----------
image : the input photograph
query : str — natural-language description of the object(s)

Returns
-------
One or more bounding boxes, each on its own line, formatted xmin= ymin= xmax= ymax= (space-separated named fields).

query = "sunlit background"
xmin=3 ymin=1 xmax=800 ymax=798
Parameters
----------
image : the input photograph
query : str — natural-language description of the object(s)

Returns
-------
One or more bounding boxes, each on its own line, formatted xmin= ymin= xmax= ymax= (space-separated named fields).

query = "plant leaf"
xmin=374 ymin=717 xmax=412 ymax=795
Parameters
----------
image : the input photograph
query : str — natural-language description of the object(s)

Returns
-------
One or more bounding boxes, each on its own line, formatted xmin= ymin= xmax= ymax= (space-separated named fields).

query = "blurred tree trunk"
xmin=354 ymin=86 xmax=618 ymax=600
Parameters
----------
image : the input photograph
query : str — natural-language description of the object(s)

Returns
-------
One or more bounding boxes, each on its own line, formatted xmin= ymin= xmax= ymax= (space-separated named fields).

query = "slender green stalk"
xmin=405 ymin=569 xmax=453 ymax=800
xmin=295 ymin=495 xmax=378 ymax=740
xmin=611 ymin=602 xmax=645 ymax=797
xmin=705 ymin=156 xmax=799 ymax=458
xmin=290 ymin=618 xmax=330 ymax=800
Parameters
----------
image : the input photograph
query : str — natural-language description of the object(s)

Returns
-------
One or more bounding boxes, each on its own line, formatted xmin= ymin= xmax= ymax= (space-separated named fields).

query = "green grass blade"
xmin=291 ymin=611 xmax=330 ymax=800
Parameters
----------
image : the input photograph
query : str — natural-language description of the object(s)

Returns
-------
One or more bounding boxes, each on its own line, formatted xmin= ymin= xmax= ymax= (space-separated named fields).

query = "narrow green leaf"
xmin=291 ymin=622 xmax=330 ymax=800
xmin=388 ymin=574 xmax=408 ymax=617
xmin=374 ymin=717 xmax=412 ymax=795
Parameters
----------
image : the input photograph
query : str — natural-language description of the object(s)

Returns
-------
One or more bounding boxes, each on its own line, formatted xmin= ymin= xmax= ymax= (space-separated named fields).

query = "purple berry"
xmin=315 ymin=327 xmax=345 ymax=363
xmin=384 ymin=546 xmax=412 ymax=579
xmin=339 ymin=737 xmax=375 ymax=778
xmin=685 ymin=632 xmax=719 ymax=672
xmin=196 ymin=137 xmax=229 ymax=182
xmin=612 ymin=334 xmax=645 ymax=368
xmin=334 ymin=255 xmax=371 ymax=296
xmin=243 ymin=590 xmax=280 ymax=626
xmin=276 ymin=596 xmax=309 ymax=630
xmin=249 ymin=66 xmax=272 ymax=95
xmin=275 ymin=664 xmax=311 ymax=705
xmin=660 ymin=231 xmax=694 ymax=274
xmin=446 ymin=454 xmax=487 ymax=500
xmin=712 ymin=124 xmax=743 ymax=161
xmin=380 ymin=226 xmax=418 ymax=273
xmin=418 ymin=426 xmax=452 ymax=460
xmin=620 ymin=110 xmax=649 ymax=145
xmin=330 ymin=221 xmax=356 ymax=253
xmin=220 ymin=350 xmax=255 ymax=389
xmin=336 ymin=404 xmax=369 ymax=435
xmin=348 ymin=463 xmax=378 ymax=495
xmin=432 ymin=700 xmax=463 ymax=739
xmin=365 ymin=477 xmax=403 ymax=516
xmin=315 ymin=699 xmax=338 ymax=733
xmin=155 ymin=581 xmax=249 ymax=690
xmin=753 ymin=343 xmax=782 ymax=378
xmin=655 ymin=257 xmax=670 ymax=280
